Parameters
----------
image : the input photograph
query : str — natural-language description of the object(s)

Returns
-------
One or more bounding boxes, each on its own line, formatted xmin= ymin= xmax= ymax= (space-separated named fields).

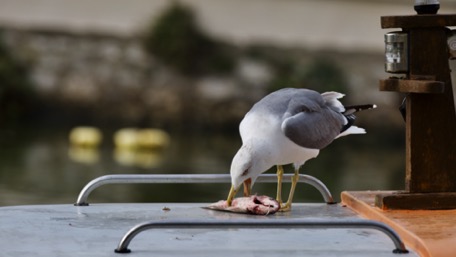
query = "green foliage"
xmin=245 ymin=45 xmax=349 ymax=93
xmin=142 ymin=3 xmax=235 ymax=76
xmin=270 ymin=57 xmax=348 ymax=93
xmin=301 ymin=58 xmax=348 ymax=92
xmin=0 ymin=31 xmax=36 ymax=125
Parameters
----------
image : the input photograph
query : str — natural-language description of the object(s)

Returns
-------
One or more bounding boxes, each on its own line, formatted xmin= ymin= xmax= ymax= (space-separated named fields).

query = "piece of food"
xmin=204 ymin=195 xmax=280 ymax=215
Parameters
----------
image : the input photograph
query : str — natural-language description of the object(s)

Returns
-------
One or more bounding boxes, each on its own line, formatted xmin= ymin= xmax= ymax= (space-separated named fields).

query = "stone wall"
xmin=1 ymin=26 xmax=400 ymax=129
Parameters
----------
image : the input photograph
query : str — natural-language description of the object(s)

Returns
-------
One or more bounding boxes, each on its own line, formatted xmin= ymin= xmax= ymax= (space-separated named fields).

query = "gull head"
xmin=230 ymin=144 xmax=266 ymax=190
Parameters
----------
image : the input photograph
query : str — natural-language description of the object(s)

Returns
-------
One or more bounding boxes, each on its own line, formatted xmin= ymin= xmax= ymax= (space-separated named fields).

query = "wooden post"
xmin=377 ymin=14 xmax=456 ymax=210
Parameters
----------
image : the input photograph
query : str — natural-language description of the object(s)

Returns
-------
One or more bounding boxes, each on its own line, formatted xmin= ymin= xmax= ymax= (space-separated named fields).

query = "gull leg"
xmin=280 ymin=169 xmax=300 ymax=212
xmin=226 ymin=185 xmax=238 ymax=206
xmin=243 ymin=178 xmax=252 ymax=196
xmin=276 ymin=165 xmax=284 ymax=205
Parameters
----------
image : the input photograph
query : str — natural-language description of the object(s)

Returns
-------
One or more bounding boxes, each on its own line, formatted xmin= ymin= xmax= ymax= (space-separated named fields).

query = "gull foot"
xmin=279 ymin=204 xmax=292 ymax=212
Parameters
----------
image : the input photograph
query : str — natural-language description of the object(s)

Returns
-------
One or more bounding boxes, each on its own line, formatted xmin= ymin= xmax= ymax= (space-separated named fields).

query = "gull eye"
xmin=241 ymin=169 xmax=249 ymax=176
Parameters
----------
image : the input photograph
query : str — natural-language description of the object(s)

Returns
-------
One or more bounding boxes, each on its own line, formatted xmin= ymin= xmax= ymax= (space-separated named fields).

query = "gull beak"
xmin=243 ymin=178 xmax=252 ymax=196
xmin=226 ymin=185 xmax=238 ymax=206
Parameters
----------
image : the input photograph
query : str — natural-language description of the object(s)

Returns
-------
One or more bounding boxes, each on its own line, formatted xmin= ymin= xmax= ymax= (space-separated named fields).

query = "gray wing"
xmin=281 ymin=93 xmax=345 ymax=149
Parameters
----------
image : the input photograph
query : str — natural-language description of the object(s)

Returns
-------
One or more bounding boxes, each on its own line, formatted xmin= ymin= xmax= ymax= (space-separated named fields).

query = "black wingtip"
xmin=340 ymin=114 xmax=356 ymax=133
xmin=343 ymin=104 xmax=377 ymax=115
xmin=340 ymin=104 xmax=376 ymax=133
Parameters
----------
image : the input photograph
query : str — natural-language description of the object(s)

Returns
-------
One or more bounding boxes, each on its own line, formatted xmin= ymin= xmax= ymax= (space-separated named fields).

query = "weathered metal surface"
xmin=0 ymin=203 xmax=417 ymax=257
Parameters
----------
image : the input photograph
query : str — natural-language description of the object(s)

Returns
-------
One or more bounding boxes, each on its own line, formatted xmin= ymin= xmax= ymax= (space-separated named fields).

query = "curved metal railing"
xmin=114 ymin=219 xmax=409 ymax=254
xmin=74 ymin=174 xmax=335 ymax=206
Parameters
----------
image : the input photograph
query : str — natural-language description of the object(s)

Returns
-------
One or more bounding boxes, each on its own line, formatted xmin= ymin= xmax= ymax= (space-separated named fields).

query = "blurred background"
xmin=1 ymin=0 xmax=455 ymax=206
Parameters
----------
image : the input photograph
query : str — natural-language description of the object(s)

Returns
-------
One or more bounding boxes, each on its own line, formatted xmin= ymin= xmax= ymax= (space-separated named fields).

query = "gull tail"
xmin=337 ymin=126 xmax=366 ymax=138
xmin=338 ymin=104 xmax=377 ymax=137
xmin=343 ymin=104 xmax=377 ymax=115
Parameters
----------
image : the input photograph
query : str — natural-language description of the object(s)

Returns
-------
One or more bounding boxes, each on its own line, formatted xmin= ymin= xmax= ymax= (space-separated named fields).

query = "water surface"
xmin=0 ymin=126 xmax=405 ymax=206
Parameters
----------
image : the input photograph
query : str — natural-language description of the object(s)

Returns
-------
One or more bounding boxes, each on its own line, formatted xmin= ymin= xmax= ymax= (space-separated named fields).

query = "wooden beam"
xmin=379 ymin=78 xmax=445 ymax=93
xmin=381 ymin=14 xmax=456 ymax=29
xmin=375 ymin=192 xmax=456 ymax=210
xmin=405 ymin=27 xmax=456 ymax=193
xmin=376 ymin=14 xmax=456 ymax=209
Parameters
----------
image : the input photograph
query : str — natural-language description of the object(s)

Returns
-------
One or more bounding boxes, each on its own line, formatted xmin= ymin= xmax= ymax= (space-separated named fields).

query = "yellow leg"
xmin=280 ymin=169 xmax=300 ymax=212
xmin=226 ymin=185 xmax=238 ymax=206
xmin=243 ymin=178 xmax=252 ymax=196
xmin=276 ymin=165 xmax=284 ymax=205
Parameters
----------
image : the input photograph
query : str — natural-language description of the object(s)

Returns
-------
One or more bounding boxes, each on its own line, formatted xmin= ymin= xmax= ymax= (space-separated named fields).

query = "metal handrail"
xmin=74 ymin=174 xmax=335 ymax=206
xmin=114 ymin=219 xmax=409 ymax=254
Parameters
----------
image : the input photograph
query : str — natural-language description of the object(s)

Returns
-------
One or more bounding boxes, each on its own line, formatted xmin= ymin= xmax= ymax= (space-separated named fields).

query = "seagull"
xmin=226 ymin=88 xmax=376 ymax=211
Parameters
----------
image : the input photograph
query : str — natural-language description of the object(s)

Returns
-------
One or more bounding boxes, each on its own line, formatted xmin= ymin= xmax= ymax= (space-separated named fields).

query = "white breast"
xmin=240 ymin=112 xmax=319 ymax=168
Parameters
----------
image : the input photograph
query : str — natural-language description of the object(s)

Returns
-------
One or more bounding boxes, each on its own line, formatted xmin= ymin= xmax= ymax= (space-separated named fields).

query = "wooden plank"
xmin=379 ymin=78 xmax=444 ymax=93
xmin=375 ymin=192 xmax=456 ymax=210
xmin=342 ymin=191 xmax=456 ymax=257
xmin=381 ymin=14 xmax=456 ymax=29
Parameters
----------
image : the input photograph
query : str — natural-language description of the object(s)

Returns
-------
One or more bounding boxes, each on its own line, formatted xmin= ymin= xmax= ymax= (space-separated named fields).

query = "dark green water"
xmin=0 ymin=126 xmax=405 ymax=206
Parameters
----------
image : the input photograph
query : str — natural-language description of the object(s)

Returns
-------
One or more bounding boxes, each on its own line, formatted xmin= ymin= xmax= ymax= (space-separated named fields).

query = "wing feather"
xmin=281 ymin=92 xmax=345 ymax=149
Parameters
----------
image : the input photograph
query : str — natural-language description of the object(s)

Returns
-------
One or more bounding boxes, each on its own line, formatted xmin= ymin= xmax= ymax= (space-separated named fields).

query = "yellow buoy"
xmin=113 ymin=128 xmax=139 ymax=149
xmin=69 ymin=127 xmax=103 ymax=148
xmin=136 ymin=129 xmax=170 ymax=150
xmin=113 ymin=128 xmax=170 ymax=168
xmin=113 ymin=128 xmax=170 ymax=150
